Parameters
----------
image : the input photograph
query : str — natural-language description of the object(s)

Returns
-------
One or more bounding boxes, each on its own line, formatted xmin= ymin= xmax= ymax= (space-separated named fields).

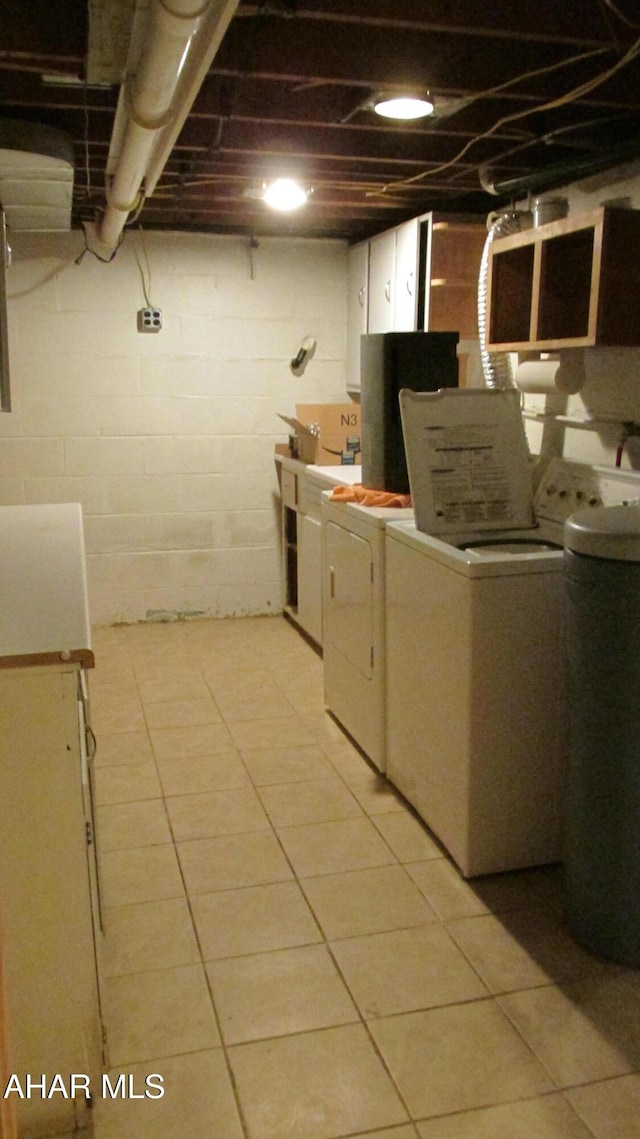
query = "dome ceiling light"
xmin=263 ymin=178 xmax=309 ymax=211
xmin=373 ymin=94 xmax=434 ymax=120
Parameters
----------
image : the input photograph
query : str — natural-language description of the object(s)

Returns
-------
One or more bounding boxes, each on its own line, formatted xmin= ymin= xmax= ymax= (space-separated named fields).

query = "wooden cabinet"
xmin=0 ymin=663 xmax=104 ymax=1138
xmin=422 ymin=215 xmax=486 ymax=338
xmin=486 ymin=206 xmax=640 ymax=351
xmin=280 ymin=464 xmax=299 ymax=613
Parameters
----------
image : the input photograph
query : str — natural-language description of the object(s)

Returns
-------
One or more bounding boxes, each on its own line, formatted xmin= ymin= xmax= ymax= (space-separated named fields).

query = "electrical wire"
xmin=601 ymin=0 xmax=640 ymax=30
xmin=150 ymin=53 xmax=621 ymax=205
xmin=476 ymin=109 xmax=640 ymax=177
xmin=370 ymin=34 xmax=640 ymax=196
xmin=436 ymin=44 xmax=610 ymax=122
xmin=133 ymin=225 xmax=153 ymax=308
xmin=117 ymin=27 xmax=637 ymax=212
xmin=75 ymin=222 xmax=125 ymax=264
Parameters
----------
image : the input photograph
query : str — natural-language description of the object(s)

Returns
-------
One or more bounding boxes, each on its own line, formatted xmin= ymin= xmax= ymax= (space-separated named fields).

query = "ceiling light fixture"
xmin=373 ymin=94 xmax=434 ymax=120
xmin=263 ymin=178 xmax=309 ymax=211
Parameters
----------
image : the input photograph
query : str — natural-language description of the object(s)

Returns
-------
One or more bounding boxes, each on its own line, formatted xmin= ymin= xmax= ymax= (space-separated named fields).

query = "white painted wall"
xmin=0 ymin=230 xmax=349 ymax=624
xmin=3 ymin=160 xmax=640 ymax=628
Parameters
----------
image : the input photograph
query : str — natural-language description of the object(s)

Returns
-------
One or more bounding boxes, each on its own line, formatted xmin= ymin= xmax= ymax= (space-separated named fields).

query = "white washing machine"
xmin=322 ymin=493 xmax=412 ymax=772
xmin=385 ymin=388 xmax=640 ymax=877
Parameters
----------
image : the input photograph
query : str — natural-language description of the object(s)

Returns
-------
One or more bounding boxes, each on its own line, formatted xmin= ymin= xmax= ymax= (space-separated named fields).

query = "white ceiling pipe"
xmin=100 ymin=0 xmax=206 ymax=249
xmin=98 ymin=0 xmax=240 ymax=251
xmin=144 ymin=0 xmax=241 ymax=196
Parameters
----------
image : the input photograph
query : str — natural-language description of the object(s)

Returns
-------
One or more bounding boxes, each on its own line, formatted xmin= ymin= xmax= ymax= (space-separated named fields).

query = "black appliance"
xmin=360 ymin=331 xmax=459 ymax=493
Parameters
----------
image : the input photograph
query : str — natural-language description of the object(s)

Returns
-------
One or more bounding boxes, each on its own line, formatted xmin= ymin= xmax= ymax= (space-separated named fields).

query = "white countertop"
xmin=0 ymin=503 xmax=93 ymax=666
xmin=276 ymin=453 xmax=362 ymax=487
xmin=276 ymin=453 xmax=361 ymax=483
xmin=306 ymin=463 xmax=363 ymax=488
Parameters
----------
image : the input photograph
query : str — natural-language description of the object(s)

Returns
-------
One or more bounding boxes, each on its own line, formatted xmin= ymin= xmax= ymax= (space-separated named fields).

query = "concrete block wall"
xmin=0 ymin=230 xmax=349 ymax=625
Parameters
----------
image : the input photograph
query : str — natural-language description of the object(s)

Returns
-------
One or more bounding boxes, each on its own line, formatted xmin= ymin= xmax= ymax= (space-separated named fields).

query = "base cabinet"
xmin=297 ymin=513 xmax=323 ymax=645
xmin=0 ymin=664 xmax=104 ymax=1138
xmin=323 ymin=514 xmax=380 ymax=766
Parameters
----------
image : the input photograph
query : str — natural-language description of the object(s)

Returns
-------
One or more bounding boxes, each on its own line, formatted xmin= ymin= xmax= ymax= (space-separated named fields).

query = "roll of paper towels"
xmin=514 ymin=356 xmax=585 ymax=395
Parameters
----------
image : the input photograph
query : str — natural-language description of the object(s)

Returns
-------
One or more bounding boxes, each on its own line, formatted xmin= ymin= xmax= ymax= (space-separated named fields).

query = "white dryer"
xmin=322 ymin=494 xmax=412 ymax=772
xmin=385 ymin=388 xmax=640 ymax=877
xmin=296 ymin=464 xmax=362 ymax=646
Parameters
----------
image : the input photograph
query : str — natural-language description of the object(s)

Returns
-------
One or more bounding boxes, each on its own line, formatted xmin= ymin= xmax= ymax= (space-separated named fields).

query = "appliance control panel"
xmin=535 ymin=458 xmax=640 ymax=524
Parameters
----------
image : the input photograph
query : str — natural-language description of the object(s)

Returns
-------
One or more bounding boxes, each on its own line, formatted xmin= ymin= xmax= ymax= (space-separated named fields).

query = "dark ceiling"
xmin=2 ymin=0 xmax=640 ymax=243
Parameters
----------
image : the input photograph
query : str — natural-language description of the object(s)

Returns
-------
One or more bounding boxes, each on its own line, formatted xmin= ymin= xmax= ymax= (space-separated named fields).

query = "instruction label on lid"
xmin=400 ymin=389 xmax=535 ymax=534
xmin=424 ymin=422 xmax=520 ymax=526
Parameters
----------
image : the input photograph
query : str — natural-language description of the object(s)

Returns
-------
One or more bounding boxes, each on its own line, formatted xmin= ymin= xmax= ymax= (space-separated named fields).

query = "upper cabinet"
xmin=394 ymin=217 xmax=421 ymax=330
xmin=486 ymin=206 xmax=640 ymax=351
xmin=423 ymin=217 xmax=486 ymax=338
xmin=346 ymin=241 xmax=370 ymax=396
xmin=366 ymin=217 xmax=421 ymax=333
xmin=367 ymin=228 xmax=400 ymax=332
xmin=346 ymin=212 xmax=485 ymax=392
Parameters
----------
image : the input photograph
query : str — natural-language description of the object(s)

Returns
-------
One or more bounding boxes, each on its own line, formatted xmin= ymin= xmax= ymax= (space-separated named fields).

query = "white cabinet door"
xmin=346 ymin=241 xmax=369 ymax=393
xmin=297 ymin=513 xmax=323 ymax=645
xmin=360 ymin=222 xmax=420 ymax=337
xmin=324 ymin=520 xmax=373 ymax=679
xmin=0 ymin=666 xmax=103 ymax=1138
xmin=78 ymin=670 xmax=104 ymax=940
xmin=393 ymin=217 xmax=420 ymax=329
xmin=367 ymin=229 xmax=396 ymax=333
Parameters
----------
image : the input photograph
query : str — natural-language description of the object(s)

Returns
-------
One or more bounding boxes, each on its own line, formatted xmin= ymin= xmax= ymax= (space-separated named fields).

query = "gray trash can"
xmin=563 ymin=503 xmax=640 ymax=965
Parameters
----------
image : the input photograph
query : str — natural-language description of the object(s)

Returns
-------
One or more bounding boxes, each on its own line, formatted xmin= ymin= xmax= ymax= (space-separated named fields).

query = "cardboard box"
xmin=277 ymin=403 xmax=361 ymax=465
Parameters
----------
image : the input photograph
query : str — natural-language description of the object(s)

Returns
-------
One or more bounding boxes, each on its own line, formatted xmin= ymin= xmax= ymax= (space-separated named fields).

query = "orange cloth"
xmin=330 ymin=483 xmax=411 ymax=508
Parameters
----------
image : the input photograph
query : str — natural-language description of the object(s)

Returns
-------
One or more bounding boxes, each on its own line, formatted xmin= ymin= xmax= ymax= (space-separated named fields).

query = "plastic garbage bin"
xmin=563 ymin=502 xmax=640 ymax=965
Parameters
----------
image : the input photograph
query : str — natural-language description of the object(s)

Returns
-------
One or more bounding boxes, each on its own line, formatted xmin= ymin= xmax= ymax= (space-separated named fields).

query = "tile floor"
xmin=87 ymin=615 xmax=640 ymax=1139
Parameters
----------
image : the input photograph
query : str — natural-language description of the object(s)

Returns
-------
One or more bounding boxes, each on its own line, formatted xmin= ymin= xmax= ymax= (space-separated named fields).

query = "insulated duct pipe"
xmin=99 ymin=0 xmax=240 ymax=251
xmin=479 ymin=133 xmax=640 ymax=202
xmin=477 ymin=211 xmax=525 ymax=389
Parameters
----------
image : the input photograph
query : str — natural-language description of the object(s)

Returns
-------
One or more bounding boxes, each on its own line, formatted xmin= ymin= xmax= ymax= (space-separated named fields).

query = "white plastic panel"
xmin=0 ymin=503 xmax=91 ymax=658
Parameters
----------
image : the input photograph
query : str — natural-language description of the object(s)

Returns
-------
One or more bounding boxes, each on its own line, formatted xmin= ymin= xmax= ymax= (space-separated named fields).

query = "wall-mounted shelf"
xmin=486 ymin=206 xmax=640 ymax=351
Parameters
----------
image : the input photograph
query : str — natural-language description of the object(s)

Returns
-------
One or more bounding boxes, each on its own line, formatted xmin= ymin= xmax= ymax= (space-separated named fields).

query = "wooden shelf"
xmin=486 ymin=206 xmax=640 ymax=351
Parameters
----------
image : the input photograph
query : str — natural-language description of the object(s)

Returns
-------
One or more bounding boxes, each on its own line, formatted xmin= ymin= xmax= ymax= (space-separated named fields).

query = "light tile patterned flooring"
xmin=88 ymin=615 xmax=640 ymax=1139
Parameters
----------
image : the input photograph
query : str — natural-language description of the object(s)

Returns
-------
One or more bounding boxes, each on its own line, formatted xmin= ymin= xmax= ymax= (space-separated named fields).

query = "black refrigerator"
xmin=360 ymin=331 xmax=459 ymax=493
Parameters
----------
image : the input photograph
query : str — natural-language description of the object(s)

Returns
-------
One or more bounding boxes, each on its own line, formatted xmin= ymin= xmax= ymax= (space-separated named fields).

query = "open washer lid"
xmin=399 ymin=388 xmax=534 ymax=535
